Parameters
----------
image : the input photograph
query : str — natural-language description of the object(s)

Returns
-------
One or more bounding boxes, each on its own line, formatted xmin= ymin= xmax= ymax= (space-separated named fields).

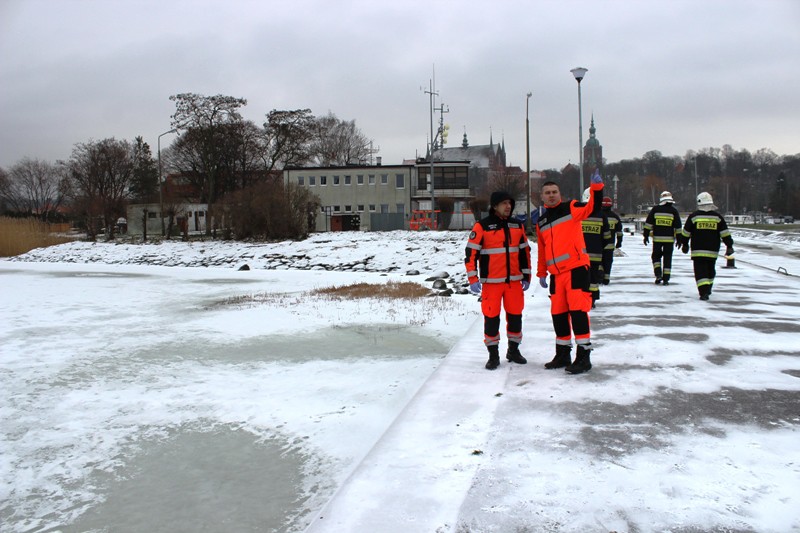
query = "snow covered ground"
xmin=2 ymin=229 xmax=800 ymax=532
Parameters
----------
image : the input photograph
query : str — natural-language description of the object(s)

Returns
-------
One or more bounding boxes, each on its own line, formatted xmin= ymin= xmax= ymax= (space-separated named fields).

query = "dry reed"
xmin=311 ymin=280 xmax=430 ymax=299
xmin=0 ymin=217 xmax=77 ymax=257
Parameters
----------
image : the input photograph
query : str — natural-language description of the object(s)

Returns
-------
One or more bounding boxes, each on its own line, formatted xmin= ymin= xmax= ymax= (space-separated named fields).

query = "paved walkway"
xmin=305 ymin=240 xmax=800 ymax=532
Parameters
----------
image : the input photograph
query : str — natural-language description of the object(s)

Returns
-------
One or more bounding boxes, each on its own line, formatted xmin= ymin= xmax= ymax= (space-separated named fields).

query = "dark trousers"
xmin=589 ymin=260 xmax=603 ymax=302
xmin=692 ymin=258 xmax=717 ymax=296
xmin=601 ymin=250 xmax=615 ymax=284
xmin=651 ymin=242 xmax=674 ymax=281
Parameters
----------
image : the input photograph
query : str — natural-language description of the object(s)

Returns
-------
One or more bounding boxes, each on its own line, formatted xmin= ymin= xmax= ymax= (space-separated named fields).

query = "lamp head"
xmin=571 ymin=67 xmax=588 ymax=82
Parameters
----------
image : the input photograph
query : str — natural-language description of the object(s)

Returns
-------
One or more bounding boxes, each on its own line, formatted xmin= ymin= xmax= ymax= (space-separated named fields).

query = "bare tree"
xmin=309 ymin=112 xmax=374 ymax=166
xmin=260 ymin=109 xmax=315 ymax=173
xmin=2 ymin=158 xmax=67 ymax=220
xmin=64 ymin=138 xmax=134 ymax=240
xmin=170 ymin=93 xmax=247 ymax=235
xmin=485 ymin=163 xmax=527 ymax=202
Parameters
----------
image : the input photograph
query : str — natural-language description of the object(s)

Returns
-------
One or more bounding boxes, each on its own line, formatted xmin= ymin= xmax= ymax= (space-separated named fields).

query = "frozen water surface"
xmin=1 ymin=259 xmax=473 ymax=532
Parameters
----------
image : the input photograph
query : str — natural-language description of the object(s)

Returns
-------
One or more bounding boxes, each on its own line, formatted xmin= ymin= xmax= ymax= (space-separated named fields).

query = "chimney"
xmin=376 ymin=156 xmax=382 ymax=166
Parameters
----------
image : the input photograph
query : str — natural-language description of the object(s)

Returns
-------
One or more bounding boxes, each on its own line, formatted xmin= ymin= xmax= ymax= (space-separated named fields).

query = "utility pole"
xmin=424 ymin=78 xmax=439 ymax=223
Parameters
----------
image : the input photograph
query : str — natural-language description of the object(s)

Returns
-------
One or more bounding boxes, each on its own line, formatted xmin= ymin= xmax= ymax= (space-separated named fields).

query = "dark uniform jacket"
xmin=581 ymin=187 xmax=611 ymax=262
xmin=644 ymin=204 xmax=682 ymax=243
xmin=465 ymin=214 xmax=531 ymax=284
xmin=604 ymin=209 xmax=623 ymax=250
xmin=681 ymin=210 xmax=734 ymax=259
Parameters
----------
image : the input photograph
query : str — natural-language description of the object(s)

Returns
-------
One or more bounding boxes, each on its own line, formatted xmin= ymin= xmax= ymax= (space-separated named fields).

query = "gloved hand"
xmin=643 ymin=235 xmax=649 ymax=245
xmin=616 ymin=238 xmax=622 ymax=249
xmin=675 ymin=239 xmax=682 ymax=249
xmin=682 ymin=244 xmax=689 ymax=254
xmin=538 ymin=276 xmax=548 ymax=288
xmin=590 ymin=169 xmax=602 ymax=184
xmin=469 ymin=281 xmax=481 ymax=294
xmin=726 ymin=246 xmax=734 ymax=256
xmin=521 ymin=280 xmax=530 ymax=291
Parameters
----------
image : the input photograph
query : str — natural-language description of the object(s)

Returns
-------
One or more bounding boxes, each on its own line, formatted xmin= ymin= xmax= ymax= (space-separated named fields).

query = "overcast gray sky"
xmin=1 ymin=0 xmax=798 ymax=172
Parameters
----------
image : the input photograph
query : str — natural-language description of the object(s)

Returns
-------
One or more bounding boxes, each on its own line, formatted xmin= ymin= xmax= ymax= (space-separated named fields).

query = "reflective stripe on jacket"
xmin=537 ymin=182 xmax=603 ymax=277
xmin=643 ymin=204 xmax=682 ymax=243
xmin=681 ymin=210 xmax=733 ymax=260
xmin=465 ymin=214 xmax=531 ymax=284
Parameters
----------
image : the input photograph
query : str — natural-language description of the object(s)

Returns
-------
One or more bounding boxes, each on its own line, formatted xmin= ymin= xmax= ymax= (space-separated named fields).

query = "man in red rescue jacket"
xmin=465 ymin=191 xmax=532 ymax=370
xmin=536 ymin=171 xmax=604 ymax=374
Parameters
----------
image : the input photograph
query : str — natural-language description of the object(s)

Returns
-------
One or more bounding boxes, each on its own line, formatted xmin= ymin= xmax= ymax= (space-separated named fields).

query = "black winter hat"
xmin=490 ymin=190 xmax=515 ymax=212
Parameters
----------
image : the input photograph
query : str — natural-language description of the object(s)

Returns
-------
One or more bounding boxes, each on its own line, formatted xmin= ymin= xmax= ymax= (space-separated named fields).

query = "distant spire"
xmin=589 ymin=114 xmax=596 ymax=137
xmin=462 ymin=127 xmax=469 ymax=148
xmin=489 ymin=127 xmax=493 ymax=147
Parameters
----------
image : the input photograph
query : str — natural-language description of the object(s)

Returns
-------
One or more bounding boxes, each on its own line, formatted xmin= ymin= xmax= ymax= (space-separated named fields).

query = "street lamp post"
xmin=526 ymin=92 xmax=532 ymax=233
xmin=693 ymin=157 xmax=699 ymax=198
xmin=158 ymin=128 xmax=178 ymax=237
xmin=570 ymin=67 xmax=588 ymax=193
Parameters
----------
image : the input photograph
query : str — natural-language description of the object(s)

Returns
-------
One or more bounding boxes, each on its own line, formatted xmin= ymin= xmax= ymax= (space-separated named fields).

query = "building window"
xmin=298 ymin=176 xmax=305 ymax=186
xmin=395 ymin=173 xmax=404 ymax=188
xmin=148 ymin=211 xmax=157 ymax=219
xmin=320 ymin=175 xmax=327 ymax=186
xmin=333 ymin=205 xmax=341 ymax=213
xmin=368 ymin=174 xmax=376 ymax=185
xmin=357 ymin=174 xmax=364 ymax=185
xmin=309 ymin=176 xmax=316 ymax=186
xmin=357 ymin=204 xmax=365 ymax=212
xmin=369 ymin=204 xmax=376 ymax=212
xmin=396 ymin=203 xmax=405 ymax=214
xmin=380 ymin=204 xmax=389 ymax=213
xmin=333 ymin=175 xmax=340 ymax=185
xmin=344 ymin=205 xmax=352 ymax=212
xmin=381 ymin=174 xmax=388 ymax=185
xmin=344 ymin=175 xmax=352 ymax=185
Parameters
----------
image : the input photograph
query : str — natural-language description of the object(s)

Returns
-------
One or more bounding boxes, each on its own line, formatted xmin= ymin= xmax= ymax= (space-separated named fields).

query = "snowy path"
xmin=306 ymin=239 xmax=800 ymax=533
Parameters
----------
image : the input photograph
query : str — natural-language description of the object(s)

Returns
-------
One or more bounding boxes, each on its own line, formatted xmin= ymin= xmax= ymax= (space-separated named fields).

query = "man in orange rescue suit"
xmin=465 ymin=191 xmax=532 ymax=370
xmin=536 ymin=171 xmax=604 ymax=374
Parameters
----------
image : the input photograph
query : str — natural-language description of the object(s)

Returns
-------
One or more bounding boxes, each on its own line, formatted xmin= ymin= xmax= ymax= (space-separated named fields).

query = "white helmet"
xmin=659 ymin=191 xmax=674 ymax=204
xmin=582 ymin=187 xmax=591 ymax=203
xmin=697 ymin=192 xmax=716 ymax=210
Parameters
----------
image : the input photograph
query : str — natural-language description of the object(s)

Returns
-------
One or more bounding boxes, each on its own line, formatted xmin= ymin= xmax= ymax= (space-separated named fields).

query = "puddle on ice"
xmin=132 ymin=324 xmax=450 ymax=364
xmin=63 ymin=426 xmax=308 ymax=533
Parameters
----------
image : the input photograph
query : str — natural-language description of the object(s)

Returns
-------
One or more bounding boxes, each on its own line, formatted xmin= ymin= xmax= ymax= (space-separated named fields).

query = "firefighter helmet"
xmin=697 ymin=192 xmax=716 ymax=209
xmin=659 ymin=191 xmax=674 ymax=204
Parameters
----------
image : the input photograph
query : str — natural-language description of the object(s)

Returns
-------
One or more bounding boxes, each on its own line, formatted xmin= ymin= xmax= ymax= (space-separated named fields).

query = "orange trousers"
xmin=481 ymin=281 xmax=524 ymax=347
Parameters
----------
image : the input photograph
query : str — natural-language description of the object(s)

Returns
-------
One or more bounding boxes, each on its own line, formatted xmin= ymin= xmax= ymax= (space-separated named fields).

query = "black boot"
xmin=485 ymin=346 xmax=500 ymax=370
xmin=566 ymin=345 xmax=592 ymax=374
xmin=506 ymin=342 xmax=527 ymax=364
xmin=544 ymin=344 xmax=571 ymax=369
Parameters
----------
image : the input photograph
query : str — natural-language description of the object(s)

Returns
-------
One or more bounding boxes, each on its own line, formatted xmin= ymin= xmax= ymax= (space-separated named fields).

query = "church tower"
xmin=583 ymin=115 xmax=603 ymax=179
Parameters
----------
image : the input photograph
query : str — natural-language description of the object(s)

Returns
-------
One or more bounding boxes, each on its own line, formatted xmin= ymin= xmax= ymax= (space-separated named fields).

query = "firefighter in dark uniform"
xmin=536 ymin=171 xmax=604 ymax=374
xmin=680 ymin=192 xmax=734 ymax=300
xmin=601 ymin=196 xmax=623 ymax=285
xmin=643 ymin=191 xmax=682 ymax=285
xmin=581 ymin=186 xmax=611 ymax=306
xmin=465 ymin=191 xmax=532 ymax=370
